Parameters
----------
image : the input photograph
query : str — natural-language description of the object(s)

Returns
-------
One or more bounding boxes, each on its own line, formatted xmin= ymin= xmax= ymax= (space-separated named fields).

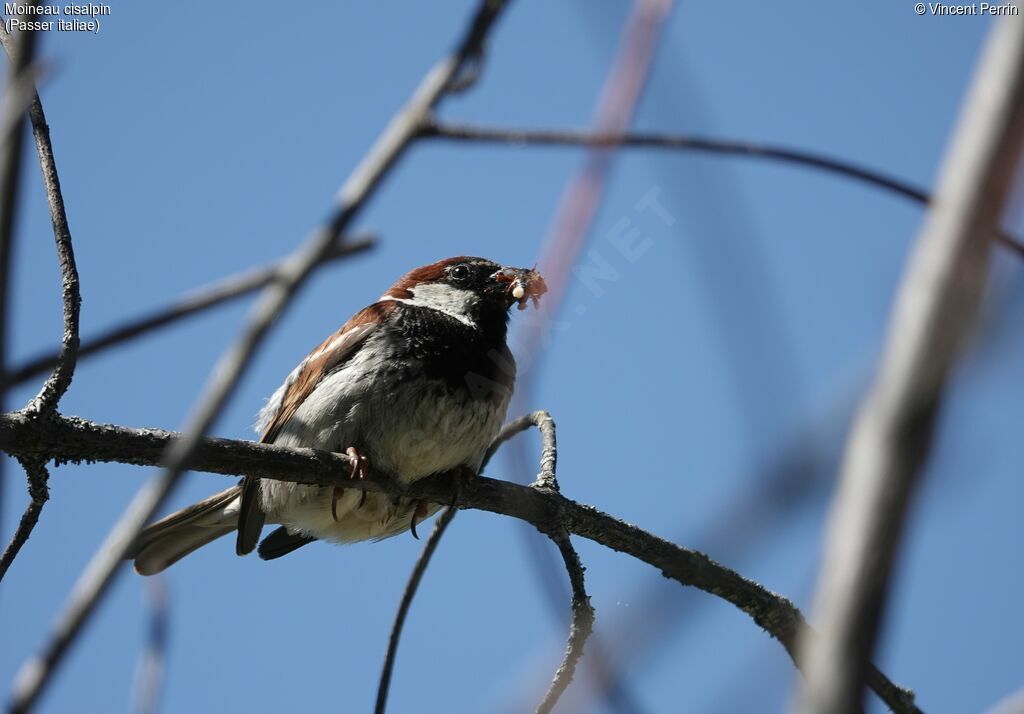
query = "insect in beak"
xmin=494 ymin=267 xmax=548 ymax=310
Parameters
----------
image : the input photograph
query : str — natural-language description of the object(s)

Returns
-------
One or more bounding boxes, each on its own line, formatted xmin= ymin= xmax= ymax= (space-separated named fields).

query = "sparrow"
xmin=130 ymin=257 xmax=546 ymax=575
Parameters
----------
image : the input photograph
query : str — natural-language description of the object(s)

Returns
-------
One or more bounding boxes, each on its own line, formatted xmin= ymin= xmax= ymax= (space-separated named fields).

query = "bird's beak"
xmin=492 ymin=266 xmax=548 ymax=310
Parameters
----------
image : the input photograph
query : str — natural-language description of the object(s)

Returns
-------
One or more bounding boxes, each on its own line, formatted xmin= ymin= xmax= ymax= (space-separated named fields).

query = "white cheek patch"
xmin=382 ymin=283 xmax=479 ymax=327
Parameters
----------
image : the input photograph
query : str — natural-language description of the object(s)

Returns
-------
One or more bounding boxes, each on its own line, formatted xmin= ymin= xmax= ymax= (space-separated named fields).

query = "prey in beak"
xmin=493 ymin=266 xmax=548 ymax=310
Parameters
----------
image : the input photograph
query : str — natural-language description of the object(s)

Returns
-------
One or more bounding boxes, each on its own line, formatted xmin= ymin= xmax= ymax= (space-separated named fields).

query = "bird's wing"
xmin=236 ymin=302 xmax=393 ymax=555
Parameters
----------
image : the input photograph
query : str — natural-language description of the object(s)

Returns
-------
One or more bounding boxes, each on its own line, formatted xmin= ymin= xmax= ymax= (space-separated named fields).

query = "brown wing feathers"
xmin=234 ymin=304 xmax=389 ymax=555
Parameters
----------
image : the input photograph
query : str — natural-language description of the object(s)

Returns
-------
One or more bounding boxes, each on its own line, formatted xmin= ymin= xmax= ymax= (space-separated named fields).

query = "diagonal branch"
xmin=6 ymin=3 xmax=513 ymax=712
xmin=3 ymin=234 xmax=375 ymax=390
xmin=420 ymin=121 xmax=1024 ymax=259
xmin=373 ymin=506 xmax=457 ymax=714
xmin=799 ymin=16 xmax=1024 ymax=714
xmin=0 ymin=409 xmax=918 ymax=713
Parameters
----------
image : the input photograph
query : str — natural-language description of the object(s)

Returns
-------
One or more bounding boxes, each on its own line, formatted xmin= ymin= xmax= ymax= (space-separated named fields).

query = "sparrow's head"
xmin=384 ymin=257 xmax=546 ymax=328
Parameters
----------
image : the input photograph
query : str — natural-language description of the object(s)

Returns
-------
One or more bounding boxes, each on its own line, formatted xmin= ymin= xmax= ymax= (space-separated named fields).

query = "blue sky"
xmin=2 ymin=2 xmax=1023 ymax=713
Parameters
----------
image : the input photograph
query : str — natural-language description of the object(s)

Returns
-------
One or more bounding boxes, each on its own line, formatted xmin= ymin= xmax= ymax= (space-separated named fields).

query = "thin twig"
xmin=483 ymin=410 xmax=557 ymax=487
xmin=800 ymin=16 xmax=1024 ymax=714
xmin=3 ymin=234 xmax=375 ymax=389
xmin=0 ymin=410 xmax=917 ymax=713
xmin=0 ymin=457 xmax=47 ymax=582
xmin=130 ymin=577 xmax=169 ymax=714
xmin=7 ymin=3 xmax=511 ymax=712
xmin=373 ymin=506 xmax=457 ymax=714
xmin=535 ymin=532 xmax=594 ymax=714
xmin=421 ymin=121 xmax=1024 ymax=259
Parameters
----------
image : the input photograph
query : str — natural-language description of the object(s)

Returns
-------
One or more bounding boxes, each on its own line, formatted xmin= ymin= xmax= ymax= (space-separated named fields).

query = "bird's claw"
xmin=332 ymin=447 xmax=370 ymax=521
xmin=409 ymin=500 xmax=429 ymax=540
xmin=345 ymin=446 xmax=370 ymax=509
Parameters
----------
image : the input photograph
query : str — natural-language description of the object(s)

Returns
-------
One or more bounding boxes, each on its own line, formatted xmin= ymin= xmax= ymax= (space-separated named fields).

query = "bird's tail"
xmin=129 ymin=485 xmax=241 ymax=576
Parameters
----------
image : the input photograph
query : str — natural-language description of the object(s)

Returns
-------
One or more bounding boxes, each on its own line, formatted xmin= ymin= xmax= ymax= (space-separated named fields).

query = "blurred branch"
xmin=987 ymin=688 xmax=1024 ymax=714
xmin=131 ymin=578 xmax=168 ymax=714
xmin=374 ymin=507 xmax=457 ymax=714
xmin=0 ymin=4 xmax=42 ymax=571
xmin=3 ymin=234 xmax=375 ymax=390
xmin=800 ymin=16 xmax=1024 ymax=714
xmin=7 ymin=3 xmax=512 ymax=711
xmin=421 ymin=120 xmax=1024 ymax=259
xmin=0 ymin=409 xmax=917 ymax=713
xmin=504 ymin=2 xmax=674 ymax=712
xmin=535 ymin=532 xmax=594 ymax=714
xmin=0 ymin=12 xmax=41 ymax=402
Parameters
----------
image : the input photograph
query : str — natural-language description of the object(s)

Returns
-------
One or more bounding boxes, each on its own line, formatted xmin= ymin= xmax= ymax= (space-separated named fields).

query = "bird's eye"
xmin=449 ymin=264 xmax=470 ymax=282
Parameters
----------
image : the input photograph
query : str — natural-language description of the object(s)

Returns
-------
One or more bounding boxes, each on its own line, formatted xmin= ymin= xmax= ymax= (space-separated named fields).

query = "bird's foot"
xmin=409 ymin=500 xmax=429 ymax=540
xmin=332 ymin=447 xmax=371 ymax=521
xmin=347 ymin=447 xmax=371 ymax=509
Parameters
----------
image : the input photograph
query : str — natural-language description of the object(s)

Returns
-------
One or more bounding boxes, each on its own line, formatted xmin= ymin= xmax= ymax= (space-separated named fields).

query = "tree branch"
xmin=419 ymin=121 xmax=1024 ymax=259
xmin=0 ymin=410 xmax=917 ymax=713
xmin=2 ymin=234 xmax=375 ymax=390
xmin=799 ymin=15 xmax=1024 ymax=713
